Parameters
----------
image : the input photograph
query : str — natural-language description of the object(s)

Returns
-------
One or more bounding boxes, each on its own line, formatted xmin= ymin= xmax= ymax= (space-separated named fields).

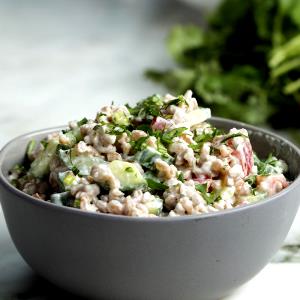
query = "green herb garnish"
xmin=161 ymin=127 xmax=187 ymax=144
xmin=245 ymin=175 xmax=257 ymax=187
xmin=145 ymin=172 xmax=168 ymax=191
xmin=220 ymin=133 xmax=246 ymax=143
xmin=40 ymin=140 xmax=48 ymax=149
xmin=189 ymin=128 xmax=219 ymax=152
xmin=131 ymin=136 xmax=148 ymax=152
xmin=146 ymin=0 xmax=300 ymax=140
xmin=254 ymin=153 xmax=283 ymax=176
xmin=195 ymin=183 xmax=221 ymax=205
xmin=56 ymin=144 xmax=71 ymax=152
xmin=157 ymin=138 xmax=173 ymax=160
xmin=136 ymin=124 xmax=152 ymax=133
xmin=163 ymin=95 xmax=188 ymax=108
xmin=127 ymin=94 xmax=164 ymax=119
xmin=71 ymin=166 xmax=80 ymax=176
xmin=77 ymin=117 xmax=88 ymax=127
xmin=73 ymin=199 xmax=81 ymax=208
xmin=177 ymin=172 xmax=184 ymax=182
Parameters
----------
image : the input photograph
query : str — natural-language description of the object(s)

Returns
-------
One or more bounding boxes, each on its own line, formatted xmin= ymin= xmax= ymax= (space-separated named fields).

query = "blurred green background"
xmin=147 ymin=0 xmax=300 ymax=145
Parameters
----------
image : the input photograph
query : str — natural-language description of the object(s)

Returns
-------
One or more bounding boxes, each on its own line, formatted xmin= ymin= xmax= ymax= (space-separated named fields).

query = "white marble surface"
xmin=223 ymin=264 xmax=300 ymax=299
xmin=0 ymin=0 xmax=299 ymax=298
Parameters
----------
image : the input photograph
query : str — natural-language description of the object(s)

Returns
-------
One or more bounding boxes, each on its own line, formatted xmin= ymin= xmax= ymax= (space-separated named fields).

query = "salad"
xmin=9 ymin=91 xmax=289 ymax=217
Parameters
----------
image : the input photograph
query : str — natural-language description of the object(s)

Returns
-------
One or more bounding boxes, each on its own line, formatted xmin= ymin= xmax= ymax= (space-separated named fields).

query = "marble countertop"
xmin=0 ymin=0 xmax=299 ymax=298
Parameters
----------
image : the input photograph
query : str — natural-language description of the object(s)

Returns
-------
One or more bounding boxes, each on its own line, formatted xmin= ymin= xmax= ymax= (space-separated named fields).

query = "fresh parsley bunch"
xmin=146 ymin=0 xmax=300 ymax=143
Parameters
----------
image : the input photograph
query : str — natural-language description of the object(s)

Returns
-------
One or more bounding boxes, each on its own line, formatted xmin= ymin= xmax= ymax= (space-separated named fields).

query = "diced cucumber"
xmin=240 ymin=192 xmax=267 ymax=203
xmin=112 ymin=110 xmax=130 ymax=126
xmin=135 ymin=147 xmax=173 ymax=170
xmin=58 ymin=171 xmax=79 ymax=191
xmin=109 ymin=160 xmax=146 ymax=191
xmin=64 ymin=131 xmax=77 ymax=146
xmin=58 ymin=149 xmax=73 ymax=169
xmin=220 ymin=186 xmax=235 ymax=201
xmin=61 ymin=126 xmax=82 ymax=146
xmin=72 ymin=127 xmax=82 ymax=141
xmin=145 ymin=197 xmax=163 ymax=215
xmin=50 ymin=191 xmax=70 ymax=206
xmin=177 ymin=108 xmax=211 ymax=128
xmin=26 ymin=140 xmax=37 ymax=159
xmin=64 ymin=172 xmax=76 ymax=186
xmin=58 ymin=149 xmax=104 ymax=176
xmin=135 ymin=147 xmax=163 ymax=169
xmin=50 ymin=191 xmax=78 ymax=207
xmin=29 ymin=140 xmax=58 ymax=178
xmin=72 ymin=155 xmax=105 ymax=176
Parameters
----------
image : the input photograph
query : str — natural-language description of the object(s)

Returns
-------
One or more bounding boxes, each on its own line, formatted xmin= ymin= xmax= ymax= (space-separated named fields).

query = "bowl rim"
xmin=0 ymin=117 xmax=300 ymax=223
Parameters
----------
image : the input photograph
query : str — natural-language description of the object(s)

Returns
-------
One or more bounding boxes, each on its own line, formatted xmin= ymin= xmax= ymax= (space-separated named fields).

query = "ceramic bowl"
xmin=1 ymin=117 xmax=300 ymax=300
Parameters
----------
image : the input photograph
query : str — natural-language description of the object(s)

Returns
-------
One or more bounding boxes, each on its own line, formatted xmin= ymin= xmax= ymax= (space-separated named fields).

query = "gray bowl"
xmin=0 ymin=117 xmax=300 ymax=300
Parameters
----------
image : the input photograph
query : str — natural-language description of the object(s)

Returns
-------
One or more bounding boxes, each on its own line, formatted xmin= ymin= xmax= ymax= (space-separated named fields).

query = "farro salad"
xmin=9 ymin=91 xmax=289 ymax=217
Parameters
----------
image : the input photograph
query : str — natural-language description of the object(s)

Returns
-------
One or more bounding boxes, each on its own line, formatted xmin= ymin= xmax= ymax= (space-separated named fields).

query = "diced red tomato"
xmin=230 ymin=139 xmax=254 ymax=176
xmin=193 ymin=174 xmax=211 ymax=184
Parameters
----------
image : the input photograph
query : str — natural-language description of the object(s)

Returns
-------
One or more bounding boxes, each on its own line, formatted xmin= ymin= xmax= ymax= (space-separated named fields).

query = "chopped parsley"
xmin=9 ymin=164 xmax=26 ymax=175
xmin=189 ymin=128 xmax=220 ymax=152
xmin=210 ymin=147 xmax=220 ymax=156
xmin=71 ymin=166 xmax=80 ymax=176
xmin=73 ymin=199 xmax=81 ymax=208
xmin=220 ymin=133 xmax=247 ymax=143
xmin=136 ymin=124 xmax=152 ymax=133
xmin=56 ymin=144 xmax=71 ymax=152
xmin=163 ymin=95 xmax=188 ymax=108
xmin=157 ymin=138 xmax=173 ymax=161
xmin=195 ymin=183 xmax=221 ymax=205
xmin=161 ymin=127 xmax=187 ymax=144
xmin=195 ymin=183 xmax=207 ymax=194
xmin=194 ymin=127 xmax=220 ymax=143
xmin=145 ymin=172 xmax=168 ymax=191
xmin=127 ymin=94 xmax=164 ymax=118
xmin=245 ymin=175 xmax=257 ymax=187
xmin=254 ymin=153 xmax=283 ymax=176
xmin=40 ymin=140 xmax=48 ymax=149
xmin=94 ymin=123 xmax=129 ymax=136
xmin=107 ymin=125 xmax=129 ymax=135
xmin=130 ymin=136 xmax=148 ymax=152
xmin=146 ymin=178 xmax=168 ymax=191
xmin=177 ymin=171 xmax=184 ymax=182
xmin=77 ymin=117 xmax=88 ymax=127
